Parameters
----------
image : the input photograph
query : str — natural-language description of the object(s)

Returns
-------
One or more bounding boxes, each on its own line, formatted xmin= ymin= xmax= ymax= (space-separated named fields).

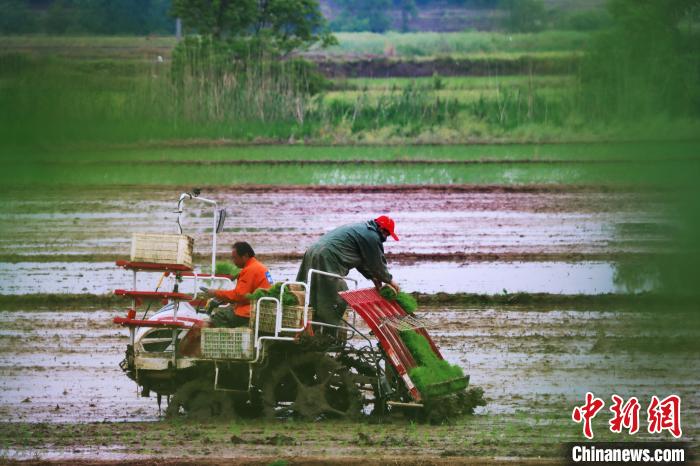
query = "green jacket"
xmin=296 ymin=220 xmax=392 ymax=324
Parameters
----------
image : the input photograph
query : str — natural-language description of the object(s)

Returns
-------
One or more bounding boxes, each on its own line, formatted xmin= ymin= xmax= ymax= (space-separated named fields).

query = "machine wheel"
xmin=261 ymin=353 xmax=362 ymax=420
xmin=165 ymin=379 xmax=235 ymax=419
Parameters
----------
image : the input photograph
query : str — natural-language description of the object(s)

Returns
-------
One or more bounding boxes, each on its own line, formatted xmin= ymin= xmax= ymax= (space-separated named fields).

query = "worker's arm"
xmin=211 ymin=271 xmax=252 ymax=304
xmin=373 ymin=277 xmax=401 ymax=292
xmin=356 ymin=234 xmax=393 ymax=284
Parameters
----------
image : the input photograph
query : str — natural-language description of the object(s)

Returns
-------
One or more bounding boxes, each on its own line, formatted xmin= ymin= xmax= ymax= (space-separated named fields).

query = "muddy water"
xmin=0 ymin=260 xmax=656 ymax=295
xmin=0 ymin=186 xmax=668 ymax=259
xmin=0 ymin=310 xmax=156 ymax=423
xmin=1 ymin=308 xmax=697 ymax=428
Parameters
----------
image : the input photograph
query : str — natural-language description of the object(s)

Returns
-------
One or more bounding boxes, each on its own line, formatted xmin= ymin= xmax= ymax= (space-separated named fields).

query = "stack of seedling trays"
xmin=201 ymin=327 xmax=254 ymax=360
xmin=130 ymin=233 xmax=194 ymax=268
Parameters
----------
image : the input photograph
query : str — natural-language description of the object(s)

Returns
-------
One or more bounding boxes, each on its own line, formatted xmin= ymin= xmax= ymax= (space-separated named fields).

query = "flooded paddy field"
xmin=0 ymin=164 xmax=689 ymax=463
xmin=0 ymin=185 xmax=668 ymax=260
xmin=0 ymin=260 xmax=656 ymax=296
xmin=0 ymin=306 xmax=697 ymax=462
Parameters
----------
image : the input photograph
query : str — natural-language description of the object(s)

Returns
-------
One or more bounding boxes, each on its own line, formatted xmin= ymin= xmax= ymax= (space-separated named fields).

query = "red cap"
xmin=375 ymin=215 xmax=399 ymax=241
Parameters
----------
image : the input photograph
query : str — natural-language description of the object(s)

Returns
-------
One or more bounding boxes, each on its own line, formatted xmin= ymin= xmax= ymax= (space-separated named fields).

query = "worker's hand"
xmin=200 ymin=286 xmax=216 ymax=298
xmin=389 ymin=280 xmax=401 ymax=292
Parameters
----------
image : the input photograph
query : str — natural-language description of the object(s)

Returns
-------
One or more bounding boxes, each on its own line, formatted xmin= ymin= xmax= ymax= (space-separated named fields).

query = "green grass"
xmin=1 ymin=31 xmax=698 ymax=147
xmin=3 ymin=141 xmax=698 ymax=187
xmin=333 ymin=75 xmax=575 ymax=91
xmin=312 ymin=31 xmax=592 ymax=57
xmin=0 ymin=35 xmax=177 ymax=59
xmin=6 ymin=141 xmax=698 ymax=163
xmin=323 ymin=87 xmax=568 ymax=105
xmin=2 ymin=50 xmax=699 ymax=147
xmin=4 ymin=157 xmax=695 ymax=186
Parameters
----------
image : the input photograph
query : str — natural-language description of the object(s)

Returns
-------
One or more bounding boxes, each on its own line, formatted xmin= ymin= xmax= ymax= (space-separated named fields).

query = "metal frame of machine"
xmin=112 ymin=190 xmax=468 ymax=418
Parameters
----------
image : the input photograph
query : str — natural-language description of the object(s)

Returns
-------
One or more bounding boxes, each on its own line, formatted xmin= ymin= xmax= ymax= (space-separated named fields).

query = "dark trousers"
xmin=210 ymin=309 xmax=249 ymax=328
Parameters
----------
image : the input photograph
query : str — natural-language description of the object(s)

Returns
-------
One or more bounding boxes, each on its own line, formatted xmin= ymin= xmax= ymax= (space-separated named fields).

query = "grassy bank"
xmin=3 ymin=140 xmax=698 ymax=189
xmin=6 ymin=141 xmax=700 ymax=163
xmin=2 ymin=51 xmax=697 ymax=149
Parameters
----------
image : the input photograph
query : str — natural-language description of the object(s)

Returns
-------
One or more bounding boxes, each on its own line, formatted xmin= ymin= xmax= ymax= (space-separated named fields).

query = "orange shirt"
xmin=214 ymin=257 xmax=272 ymax=318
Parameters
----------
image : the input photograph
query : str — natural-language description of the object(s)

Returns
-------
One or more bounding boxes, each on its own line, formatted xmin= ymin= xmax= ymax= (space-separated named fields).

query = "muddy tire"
xmin=165 ymin=379 xmax=235 ymax=420
xmin=261 ymin=353 xmax=362 ymax=420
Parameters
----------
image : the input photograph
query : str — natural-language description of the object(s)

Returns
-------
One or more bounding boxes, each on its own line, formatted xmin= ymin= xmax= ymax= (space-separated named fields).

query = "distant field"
xmin=325 ymin=75 xmax=573 ymax=104
xmin=0 ymin=160 xmax=663 ymax=186
xmin=6 ymin=141 xmax=697 ymax=163
xmin=3 ymin=143 xmax=697 ymax=187
xmin=312 ymin=31 xmax=591 ymax=57
xmin=333 ymin=75 xmax=575 ymax=90
xmin=0 ymin=30 xmax=589 ymax=60
xmin=0 ymin=35 xmax=174 ymax=60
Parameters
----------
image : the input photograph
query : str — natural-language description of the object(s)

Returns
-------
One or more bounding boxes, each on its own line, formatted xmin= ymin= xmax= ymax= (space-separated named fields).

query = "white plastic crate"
xmin=249 ymin=301 xmax=311 ymax=334
xmin=130 ymin=233 xmax=194 ymax=268
xmin=201 ymin=327 xmax=254 ymax=360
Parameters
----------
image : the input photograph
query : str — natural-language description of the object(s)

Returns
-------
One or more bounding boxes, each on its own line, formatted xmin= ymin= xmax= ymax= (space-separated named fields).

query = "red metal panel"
xmin=339 ymin=287 xmax=444 ymax=402
xmin=115 ymin=260 xmax=192 ymax=273
xmin=114 ymin=290 xmax=193 ymax=301
xmin=113 ymin=316 xmax=192 ymax=328
xmin=177 ymin=272 xmax=235 ymax=279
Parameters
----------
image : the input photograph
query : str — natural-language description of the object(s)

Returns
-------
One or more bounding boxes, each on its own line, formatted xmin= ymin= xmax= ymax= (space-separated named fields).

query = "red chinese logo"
xmin=572 ymin=392 xmax=605 ymax=439
xmin=647 ymin=395 xmax=682 ymax=438
xmin=572 ymin=393 xmax=682 ymax=439
xmin=609 ymin=394 xmax=640 ymax=434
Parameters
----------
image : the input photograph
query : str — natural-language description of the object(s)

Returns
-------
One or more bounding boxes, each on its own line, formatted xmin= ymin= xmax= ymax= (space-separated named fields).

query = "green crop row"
xmin=3 ymin=157 xmax=696 ymax=187
xmin=313 ymin=31 xmax=592 ymax=57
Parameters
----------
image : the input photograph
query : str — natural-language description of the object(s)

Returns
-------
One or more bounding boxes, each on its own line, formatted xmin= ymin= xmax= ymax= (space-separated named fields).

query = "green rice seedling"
xmin=379 ymin=285 xmax=418 ymax=314
xmin=395 ymin=292 xmax=418 ymax=314
xmin=379 ymin=285 xmax=397 ymax=300
xmin=215 ymin=261 xmax=240 ymax=278
xmin=400 ymin=330 xmax=467 ymax=399
xmin=246 ymin=282 xmax=297 ymax=306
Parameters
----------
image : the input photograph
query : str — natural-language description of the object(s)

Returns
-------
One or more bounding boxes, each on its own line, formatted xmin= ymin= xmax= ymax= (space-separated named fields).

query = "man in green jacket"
xmin=296 ymin=215 xmax=401 ymax=325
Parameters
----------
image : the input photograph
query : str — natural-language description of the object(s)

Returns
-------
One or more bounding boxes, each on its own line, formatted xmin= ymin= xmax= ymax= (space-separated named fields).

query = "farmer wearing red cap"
xmin=296 ymin=216 xmax=400 ymax=325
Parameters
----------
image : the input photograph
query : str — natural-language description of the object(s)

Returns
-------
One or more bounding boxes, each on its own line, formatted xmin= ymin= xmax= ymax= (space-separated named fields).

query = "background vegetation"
xmin=1 ymin=1 xmax=698 ymax=150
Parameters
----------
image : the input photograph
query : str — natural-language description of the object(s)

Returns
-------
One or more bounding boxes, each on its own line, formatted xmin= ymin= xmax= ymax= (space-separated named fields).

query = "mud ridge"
xmin=0 ymin=458 xmax=561 ymax=466
xmin=312 ymin=55 xmax=580 ymax=78
xmin=0 ymin=183 xmax=650 ymax=196
xmin=48 ymin=136 xmax=700 ymax=151
xmin=0 ymin=252 xmax=661 ymax=264
xmin=38 ymin=158 xmax=699 ymax=167
xmin=0 ymin=291 xmax=692 ymax=311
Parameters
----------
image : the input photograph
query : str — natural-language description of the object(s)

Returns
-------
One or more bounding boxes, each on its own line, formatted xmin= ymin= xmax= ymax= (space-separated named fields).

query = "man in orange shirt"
xmin=204 ymin=242 xmax=273 ymax=328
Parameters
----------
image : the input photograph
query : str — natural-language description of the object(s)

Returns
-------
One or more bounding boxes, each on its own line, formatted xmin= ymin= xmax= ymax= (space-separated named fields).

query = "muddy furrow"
xmin=0 ymin=187 xmax=669 ymax=260
xmin=1 ymin=308 xmax=697 ymax=425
